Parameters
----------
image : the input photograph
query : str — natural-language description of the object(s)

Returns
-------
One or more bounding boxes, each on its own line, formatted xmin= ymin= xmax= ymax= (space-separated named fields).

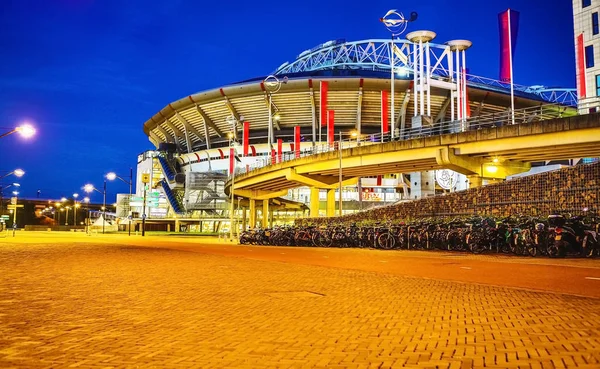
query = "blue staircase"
xmin=160 ymin=179 xmax=185 ymax=214
xmin=158 ymin=156 xmax=176 ymax=181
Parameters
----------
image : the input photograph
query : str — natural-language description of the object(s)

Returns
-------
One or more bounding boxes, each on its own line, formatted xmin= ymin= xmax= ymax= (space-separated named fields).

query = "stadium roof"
xmin=143 ymin=39 xmax=576 ymax=152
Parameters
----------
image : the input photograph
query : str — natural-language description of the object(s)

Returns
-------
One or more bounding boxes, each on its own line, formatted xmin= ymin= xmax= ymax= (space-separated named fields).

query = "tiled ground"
xmin=0 ymin=241 xmax=599 ymax=368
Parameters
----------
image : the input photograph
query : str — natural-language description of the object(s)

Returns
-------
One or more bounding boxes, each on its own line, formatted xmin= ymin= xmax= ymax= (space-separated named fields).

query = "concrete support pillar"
xmin=309 ymin=187 xmax=320 ymax=217
xmin=270 ymin=209 xmax=274 ymax=228
xmin=242 ymin=209 xmax=247 ymax=230
xmin=326 ymin=189 xmax=336 ymax=217
xmin=175 ymin=218 xmax=180 ymax=233
xmin=468 ymin=174 xmax=483 ymax=188
xmin=249 ymin=199 xmax=256 ymax=229
xmin=262 ymin=199 xmax=269 ymax=229
xmin=410 ymin=171 xmax=436 ymax=199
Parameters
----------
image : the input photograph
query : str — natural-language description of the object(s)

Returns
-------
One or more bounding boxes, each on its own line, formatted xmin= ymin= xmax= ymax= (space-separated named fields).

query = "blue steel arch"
xmin=273 ymin=39 xmax=577 ymax=107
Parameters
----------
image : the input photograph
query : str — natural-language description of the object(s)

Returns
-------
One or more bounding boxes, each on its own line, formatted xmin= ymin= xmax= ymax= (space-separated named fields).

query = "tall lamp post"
xmin=263 ymin=75 xmax=282 ymax=158
xmin=226 ymin=131 xmax=236 ymax=241
xmin=84 ymin=182 xmax=106 ymax=234
xmin=11 ymin=190 xmax=19 ymax=237
xmin=83 ymin=197 xmax=90 ymax=234
xmin=106 ymin=169 xmax=133 ymax=236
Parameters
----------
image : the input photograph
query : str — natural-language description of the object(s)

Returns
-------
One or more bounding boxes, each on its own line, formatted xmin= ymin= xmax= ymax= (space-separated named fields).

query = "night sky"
xmin=0 ymin=0 xmax=575 ymax=203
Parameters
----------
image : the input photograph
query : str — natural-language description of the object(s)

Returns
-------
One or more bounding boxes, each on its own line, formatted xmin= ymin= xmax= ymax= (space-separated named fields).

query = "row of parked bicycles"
xmin=239 ymin=212 xmax=599 ymax=258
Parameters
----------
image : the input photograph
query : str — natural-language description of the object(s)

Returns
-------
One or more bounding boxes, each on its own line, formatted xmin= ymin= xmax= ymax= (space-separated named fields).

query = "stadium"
xmin=132 ymin=31 xmax=577 ymax=232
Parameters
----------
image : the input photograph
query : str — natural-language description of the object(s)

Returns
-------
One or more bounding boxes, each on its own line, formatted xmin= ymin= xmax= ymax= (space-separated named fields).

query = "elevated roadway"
xmin=228 ymin=113 xmax=600 ymax=220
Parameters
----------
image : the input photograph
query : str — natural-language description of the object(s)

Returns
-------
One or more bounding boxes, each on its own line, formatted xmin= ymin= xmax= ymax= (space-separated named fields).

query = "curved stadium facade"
xmin=132 ymin=38 xmax=576 ymax=231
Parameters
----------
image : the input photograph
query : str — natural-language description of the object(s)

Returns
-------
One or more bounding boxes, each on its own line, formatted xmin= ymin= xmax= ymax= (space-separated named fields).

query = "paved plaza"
xmin=0 ymin=233 xmax=599 ymax=368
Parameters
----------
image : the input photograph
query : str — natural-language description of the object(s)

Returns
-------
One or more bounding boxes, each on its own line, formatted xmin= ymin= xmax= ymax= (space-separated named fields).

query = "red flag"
xmin=463 ymin=68 xmax=471 ymax=118
xmin=381 ymin=90 xmax=389 ymax=134
xmin=498 ymin=9 xmax=520 ymax=83
xmin=576 ymin=33 xmax=587 ymax=98
xmin=320 ymin=81 xmax=329 ymax=127
xmin=327 ymin=110 xmax=335 ymax=146
xmin=243 ymin=121 xmax=249 ymax=156
xmin=229 ymin=148 xmax=235 ymax=175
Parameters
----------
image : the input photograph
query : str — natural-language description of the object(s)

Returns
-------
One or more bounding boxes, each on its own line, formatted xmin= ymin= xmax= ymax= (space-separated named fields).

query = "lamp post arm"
xmin=0 ymin=129 xmax=17 ymax=139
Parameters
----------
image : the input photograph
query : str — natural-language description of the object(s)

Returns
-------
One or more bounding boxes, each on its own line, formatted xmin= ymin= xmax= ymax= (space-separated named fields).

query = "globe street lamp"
xmin=11 ymin=190 xmax=19 ymax=236
xmin=106 ymin=168 xmax=133 ymax=236
xmin=226 ymin=131 xmax=236 ymax=241
xmin=0 ymin=124 xmax=36 ymax=139
xmin=84 ymin=182 xmax=106 ymax=234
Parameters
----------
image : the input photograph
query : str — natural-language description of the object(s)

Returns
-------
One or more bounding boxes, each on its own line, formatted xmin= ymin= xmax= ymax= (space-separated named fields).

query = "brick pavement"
xmin=0 ymin=240 xmax=599 ymax=368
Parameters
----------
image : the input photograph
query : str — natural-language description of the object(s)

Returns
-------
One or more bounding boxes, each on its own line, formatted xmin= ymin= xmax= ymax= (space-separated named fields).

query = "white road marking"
xmin=379 ymin=261 xmax=388 ymax=263
xmin=280 ymin=253 xmax=285 ymax=255
xmin=460 ymin=267 xmax=472 ymax=270
xmin=585 ymin=277 xmax=600 ymax=280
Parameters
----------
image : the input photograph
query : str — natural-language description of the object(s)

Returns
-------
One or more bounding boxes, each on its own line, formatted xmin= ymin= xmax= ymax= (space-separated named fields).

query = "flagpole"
xmin=390 ymin=37 xmax=395 ymax=141
xmin=508 ymin=9 xmax=515 ymax=125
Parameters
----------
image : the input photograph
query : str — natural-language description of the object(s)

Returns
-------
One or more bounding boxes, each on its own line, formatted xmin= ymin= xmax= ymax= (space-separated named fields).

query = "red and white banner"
xmin=320 ymin=81 xmax=329 ymax=127
xmin=381 ymin=90 xmax=389 ymax=134
xmin=277 ymin=139 xmax=283 ymax=163
xmin=294 ymin=126 xmax=301 ymax=158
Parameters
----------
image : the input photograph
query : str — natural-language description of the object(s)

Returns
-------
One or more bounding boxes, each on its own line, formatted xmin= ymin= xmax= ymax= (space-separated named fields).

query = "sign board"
xmin=435 ymin=169 xmax=459 ymax=190
xmin=1 ymin=215 xmax=9 ymax=219
xmin=7 ymin=205 xmax=24 ymax=209
xmin=141 ymin=173 xmax=150 ymax=184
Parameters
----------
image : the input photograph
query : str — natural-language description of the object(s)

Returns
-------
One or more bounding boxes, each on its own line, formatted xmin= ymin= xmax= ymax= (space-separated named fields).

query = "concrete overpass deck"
xmin=226 ymin=113 xmax=600 ymax=223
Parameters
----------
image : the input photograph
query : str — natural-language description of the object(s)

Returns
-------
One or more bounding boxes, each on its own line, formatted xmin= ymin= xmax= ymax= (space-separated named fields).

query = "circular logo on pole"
xmin=380 ymin=9 xmax=418 ymax=37
xmin=435 ymin=169 xmax=458 ymax=190
xmin=263 ymin=75 xmax=282 ymax=94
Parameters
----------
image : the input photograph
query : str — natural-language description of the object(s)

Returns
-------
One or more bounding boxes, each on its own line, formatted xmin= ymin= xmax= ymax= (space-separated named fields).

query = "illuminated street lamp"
xmin=0 ymin=124 xmax=36 ymax=139
xmin=83 ymin=197 xmax=90 ymax=234
xmin=73 ymin=193 xmax=79 ymax=226
xmin=106 ymin=168 xmax=133 ymax=236
xmin=84 ymin=182 xmax=106 ymax=234
xmin=65 ymin=206 xmax=71 ymax=226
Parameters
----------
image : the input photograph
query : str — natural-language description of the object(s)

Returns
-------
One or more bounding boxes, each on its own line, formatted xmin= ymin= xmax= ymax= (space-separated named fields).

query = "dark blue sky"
xmin=0 ymin=0 xmax=575 ymax=202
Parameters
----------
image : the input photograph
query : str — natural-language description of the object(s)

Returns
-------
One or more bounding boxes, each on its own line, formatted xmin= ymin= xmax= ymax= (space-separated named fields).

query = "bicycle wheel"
xmin=377 ymin=232 xmax=396 ymax=250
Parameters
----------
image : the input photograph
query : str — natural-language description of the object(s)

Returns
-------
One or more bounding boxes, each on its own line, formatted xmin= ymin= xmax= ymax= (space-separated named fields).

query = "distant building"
xmin=574 ymin=0 xmax=600 ymax=113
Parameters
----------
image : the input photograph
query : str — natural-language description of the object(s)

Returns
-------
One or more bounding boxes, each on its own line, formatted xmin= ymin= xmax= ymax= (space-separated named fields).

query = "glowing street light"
xmin=73 ymin=193 xmax=79 ymax=226
xmin=0 ymin=123 xmax=36 ymax=139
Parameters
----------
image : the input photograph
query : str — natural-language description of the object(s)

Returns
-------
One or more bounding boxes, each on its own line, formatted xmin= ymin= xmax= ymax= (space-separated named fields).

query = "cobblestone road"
xmin=0 ymin=238 xmax=599 ymax=368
